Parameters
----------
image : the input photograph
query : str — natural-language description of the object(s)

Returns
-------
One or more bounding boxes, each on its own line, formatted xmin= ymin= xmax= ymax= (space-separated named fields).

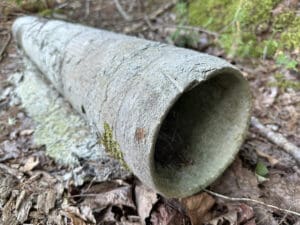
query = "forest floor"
xmin=0 ymin=0 xmax=299 ymax=225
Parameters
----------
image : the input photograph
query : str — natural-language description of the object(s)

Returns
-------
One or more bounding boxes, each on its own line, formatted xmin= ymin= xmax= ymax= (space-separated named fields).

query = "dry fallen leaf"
xmin=63 ymin=205 xmax=96 ymax=224
xmin=20 ymin=156 xmax=39 ymax=172
xmin=82 ymin=183 xmax=135 ymax=209
xmin=211 ymin=158 xmax=261 ymax=199
xmin=150 ymin=199 xmax=190 ymax=225
xmin=62 ymin=211 xmax=87 ymax=225
xmin=0 ymin=140 xmax=20 ymax=162
xmin=0 ymin=173 xmax=18 ymax=206
xmin=205 ymin=203 xmax=255 ymax=225
xmin=256 ymin=149 xmax=279 ymax=166
xmin=16 ymin=191 xmax=34 ymax=223
xmin=181 ymin=192 xmax=215 ymax=225
xmin=19 ymin=129 xmax=34 ymax=136
xmin=135 ymin=182 xmax=158 ymax=224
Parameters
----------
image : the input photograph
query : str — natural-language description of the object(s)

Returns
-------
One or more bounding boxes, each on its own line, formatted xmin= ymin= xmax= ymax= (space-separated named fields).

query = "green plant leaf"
xmin=276 ymin=53 xmax=298 ymax=70
xmin=255 ymin=161 xmax=269 ymax=177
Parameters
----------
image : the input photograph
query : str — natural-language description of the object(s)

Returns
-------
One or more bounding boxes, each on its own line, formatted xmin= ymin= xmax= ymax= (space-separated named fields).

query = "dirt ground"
xmin=0 ymin=0 xmax=299 ymax=225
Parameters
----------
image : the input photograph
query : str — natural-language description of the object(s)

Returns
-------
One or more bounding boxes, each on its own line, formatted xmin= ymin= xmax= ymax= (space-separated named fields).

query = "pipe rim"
xmin=149 ymin=67 xmax=252 ymax=197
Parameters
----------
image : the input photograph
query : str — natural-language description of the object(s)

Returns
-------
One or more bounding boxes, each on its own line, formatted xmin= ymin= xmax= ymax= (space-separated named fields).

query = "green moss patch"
xmin=101 ymin=122 xmax=130 ymax=170
xmin=189 ymin=0 xmax=300 ymax=58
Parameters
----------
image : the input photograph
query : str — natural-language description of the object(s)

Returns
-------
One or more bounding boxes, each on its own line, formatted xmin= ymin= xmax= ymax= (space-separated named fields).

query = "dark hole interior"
xmin=153 ymin=71 xmax=251 ymax=197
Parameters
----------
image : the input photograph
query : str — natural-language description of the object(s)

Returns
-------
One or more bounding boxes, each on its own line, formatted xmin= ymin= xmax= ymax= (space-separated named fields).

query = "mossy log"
xmin=13 ymin=16 xmax=251 ymax=197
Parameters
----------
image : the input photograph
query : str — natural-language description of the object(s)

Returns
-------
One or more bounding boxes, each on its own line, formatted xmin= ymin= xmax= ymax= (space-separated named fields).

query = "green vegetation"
xmin=170 ymin=1 xmax=198 ymax=48
xmin=255 ymin=161 xmax=269 ymax=177
xmin=100 ymin=122 xmax=130 ymax=170
xmin=269 ymin=73 xmax=300 ymax=91
xmin=9 ymin=0 xmax=60 ymax=16
xmin=11 ymin=0 xmax=48 ymax=11
xmin=189 ymin=0 xmax=300 ymax=58
xmin=275 ymin=52 xmax=298 ymax=70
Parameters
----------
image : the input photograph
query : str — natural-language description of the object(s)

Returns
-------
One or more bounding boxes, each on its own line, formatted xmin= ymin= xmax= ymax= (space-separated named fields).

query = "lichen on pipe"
xmin=12 ymin=16 xmax=252 ymax=198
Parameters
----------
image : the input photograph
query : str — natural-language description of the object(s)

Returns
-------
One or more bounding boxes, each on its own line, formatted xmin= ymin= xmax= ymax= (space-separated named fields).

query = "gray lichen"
xmin=12 ymin=59 xmax=130 ymax=183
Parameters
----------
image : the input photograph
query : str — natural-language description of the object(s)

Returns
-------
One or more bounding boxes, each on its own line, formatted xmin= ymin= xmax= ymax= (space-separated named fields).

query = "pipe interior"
xmin=153 ymin=71 xmax=251 ymax=197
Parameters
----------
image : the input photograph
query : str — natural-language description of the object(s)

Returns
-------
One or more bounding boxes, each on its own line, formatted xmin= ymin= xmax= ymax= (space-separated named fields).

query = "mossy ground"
xmin=189 ymin=0 xmax=300 ymax=58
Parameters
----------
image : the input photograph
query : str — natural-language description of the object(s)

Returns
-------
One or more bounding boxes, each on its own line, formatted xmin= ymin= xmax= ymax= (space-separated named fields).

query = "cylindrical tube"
xmin=13 ymin=16 xmax=251 ymax=197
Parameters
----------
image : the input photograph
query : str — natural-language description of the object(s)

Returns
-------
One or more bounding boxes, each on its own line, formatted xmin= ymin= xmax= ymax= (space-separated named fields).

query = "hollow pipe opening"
xmin=152 ymin=70 xmax=251 ymax=197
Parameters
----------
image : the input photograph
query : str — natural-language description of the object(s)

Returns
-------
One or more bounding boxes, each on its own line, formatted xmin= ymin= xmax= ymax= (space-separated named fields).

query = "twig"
xmin=126 ymin=1 xmax=176 ymax=33
xmin=84 ymin=177 xmax=96 ymax=193
xmin=278 ymin=206 xmax=292 ymax=225
xmin=144 ymin=15 xmax=155 ymax=31
xmin=0 ymin=30 xmax=11 ymax=63
xmin=204 ymin=189 xmax=300 ymax=217
xmin=0 ymin=163 xmax=23 ymax=179
xmin=165 ymin=25 xmax=219 ymax=37
xmin=148 ymin=0 xmax=176 ymax=20
xmin=113 ymin=0 xmax=132 ymax=21
xmin=68 ymin=193 xmax=100 ymax=198
xmin=84 ymin=0 xmax=91 ymax=19
xmin=251 ymin=116 xmax=300 ymax=165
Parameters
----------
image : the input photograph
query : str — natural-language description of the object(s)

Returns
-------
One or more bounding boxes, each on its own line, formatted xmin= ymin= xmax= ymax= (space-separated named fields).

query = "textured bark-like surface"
xmin=13 ymin=16 xmax=252 ymax=197
xmin=13 ymin=60 xmax=129 ymax=180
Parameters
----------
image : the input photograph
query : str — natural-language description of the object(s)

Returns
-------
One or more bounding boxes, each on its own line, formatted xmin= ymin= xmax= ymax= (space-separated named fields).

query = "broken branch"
xmin=204 ymin=189 xmax=300 ymax=217
xmin=0 ymin=30 xmax=11 ymax=63
xmin=113 ymin=0 xmax=132 ymax=21
xmin=251 ymin=116 xmax=300 ymax=165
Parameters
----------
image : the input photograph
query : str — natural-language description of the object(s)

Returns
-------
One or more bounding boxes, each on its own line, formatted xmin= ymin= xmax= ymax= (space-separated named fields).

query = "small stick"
xmin=0 ymin=163 xmax=23 ymax=179
xmin=165 ymin=25 xmax=219 ymax=37
xmin=84 ymin=0 xmax=91 ymax=19
xmin=126 ymin=1 xmax=176 ymax=33
xmin=113 ymin=0 xmax=132 ymax=21
xmin=144 ymin=15 xmax=155 ymax=31
xmin=251 ymin=116 xmax=300 ymax=165
xmin=0 ymin=30 xmax=11 ymax=63
xmin=148 ymin=1 xmax=176 ymax=20
xmin=204 ymin=189 xmax=300 ymax=217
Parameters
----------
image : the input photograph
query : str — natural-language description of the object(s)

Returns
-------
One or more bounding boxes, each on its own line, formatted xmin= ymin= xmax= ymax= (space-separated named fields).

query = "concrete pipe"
xmin=13 ymin=16 xmax=252 ymax=197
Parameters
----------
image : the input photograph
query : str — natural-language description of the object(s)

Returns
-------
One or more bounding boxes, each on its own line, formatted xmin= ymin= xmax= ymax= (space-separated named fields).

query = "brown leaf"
xmin=205 ymin=203 xmax=255 ymax=225
xmin=150 ymin=199 xmax=190 ymax=225
xmin=21 ymin=156 xmax=39 ymax=172
xmin=233 ymin=203 xmax=254 ymax=224
xmin=62 ymin=211 xmax=87 ymax=225
xmin=135 ymin=182 xmax=158 ymax=224
xmin=244 ymin=218 xmax=256 ymax=225
xmin=251 ymin=207 xmax=277 ymax=225
xmin=80 ymin=205 xmax=96 ymax=224
xmin=98 ymin=206 xmax=116 ymax=223
xmin=48 ymin=210 xmax=64 ymax=225
xmin=82 ymin=184 xmax=135 ymax=209
xmin=2 ymin=191 xmax=18 ymax=224
xmin=16 ymin=192 xmax=34 ymax=223
xmin=205 ymin=210 xmax=237 ymax=225
xmin=256 ymin=149 xmax=279 ymax=166
xmin=181 ymin=192 xmax=215 ymax=225
xmin=46 ymin=189 xmax=56 ymax=213
xmin=19 ymin=129 xmax=34 ymax=136
xmin=37 ymin=189 xmax=56 ymax=214
xmin=0 ymin=140 xmax=20 ymax=162
xmin=210 ymin=158 xmax=260 ymax=199
xmin=0 ymin=173 xmax=18 ymax=206
xmin=63 ymin=205 xmax=96 ymax=224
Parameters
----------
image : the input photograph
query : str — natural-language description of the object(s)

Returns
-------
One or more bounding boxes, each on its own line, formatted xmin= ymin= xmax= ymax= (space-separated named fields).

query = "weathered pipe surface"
xmin=13 ymin=16 xmax=252 ymax=197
